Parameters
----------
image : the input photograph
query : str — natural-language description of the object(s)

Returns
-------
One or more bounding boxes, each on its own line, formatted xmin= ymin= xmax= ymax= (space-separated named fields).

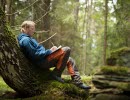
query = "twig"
xmin=6 ymin=0 xmax=39 ymax=16
xmin=39 ymin=33 xmax=57 ymax=44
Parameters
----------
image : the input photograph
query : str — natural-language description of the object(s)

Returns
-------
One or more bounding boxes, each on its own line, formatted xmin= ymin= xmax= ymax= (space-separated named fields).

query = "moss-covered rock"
xmin=90 ymin=93 xmax=130 ymax=100
xmin=92 ymin=66 xmax=130 ymax=90
xmin=98 ymin=66 xmax=129 ymax=76
xmin=92 ymin=47 xmax=130 ymax=99
xmin=92 ymin=66 xmax=130 ymax=100
xmin=107 ymin=47 xmax=130 ymax=67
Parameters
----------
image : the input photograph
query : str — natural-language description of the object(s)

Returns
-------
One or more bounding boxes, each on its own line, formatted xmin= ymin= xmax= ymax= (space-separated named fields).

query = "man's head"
xmin=21 ymin=21 xmax=35 ymax=36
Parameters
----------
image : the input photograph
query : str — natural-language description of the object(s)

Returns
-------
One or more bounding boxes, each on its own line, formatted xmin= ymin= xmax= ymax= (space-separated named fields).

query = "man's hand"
xmin=50 ymin=46 xmax=58 ymax=52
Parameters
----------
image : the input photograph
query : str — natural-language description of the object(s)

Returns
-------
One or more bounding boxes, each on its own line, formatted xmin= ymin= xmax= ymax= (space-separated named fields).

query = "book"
xmin=51 ymin=45 xmax=62 ymax=53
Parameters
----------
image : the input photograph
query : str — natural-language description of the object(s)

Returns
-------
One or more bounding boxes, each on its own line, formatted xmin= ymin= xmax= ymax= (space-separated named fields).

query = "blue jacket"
xmin=17 ymin=33 xmax=52 ymax=64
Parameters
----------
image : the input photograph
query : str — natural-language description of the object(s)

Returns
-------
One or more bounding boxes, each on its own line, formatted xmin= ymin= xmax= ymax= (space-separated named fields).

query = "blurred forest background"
xmin=4 ymin=0 xmax=130 ymax=75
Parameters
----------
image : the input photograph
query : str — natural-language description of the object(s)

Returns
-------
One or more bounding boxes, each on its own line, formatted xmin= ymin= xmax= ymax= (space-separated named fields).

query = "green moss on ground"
xmin=0 ymin=77 xmax=14 ymax=96
xmin=0 ymin=76 xmax=90 ymax=100
xmin=23 ymin=81 xmax=89 ymax=100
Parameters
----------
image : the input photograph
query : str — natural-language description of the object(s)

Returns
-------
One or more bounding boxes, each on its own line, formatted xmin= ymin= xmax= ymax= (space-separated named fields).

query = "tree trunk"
xmin=74 ymin=0 xmax=79 ymax=31
xmin=41 ymin=0 xmax=51 ymax=48
xmin=34 ymin=0 xmax=51 ymax=48
xmin=42 ymin=0 xmax=50 ymax=32
xmin=6 ymin=0 xmax=12 ymax=23
xmin=5 ymin=0 xmax=15 ymax=26
xmin=103 ymin=0 xmax=108 ymax=65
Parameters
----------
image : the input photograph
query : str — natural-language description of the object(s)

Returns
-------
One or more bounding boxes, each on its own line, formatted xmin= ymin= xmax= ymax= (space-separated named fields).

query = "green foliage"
xmin=110 ymin=0 xmax=130 ymax=49
xmin=51 ymin=0 xmax=75 ymax=24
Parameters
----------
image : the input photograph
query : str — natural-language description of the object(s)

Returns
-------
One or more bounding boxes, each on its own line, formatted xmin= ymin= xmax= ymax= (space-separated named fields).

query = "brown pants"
xmin=39 ymin=47 xmax=80 ymax=78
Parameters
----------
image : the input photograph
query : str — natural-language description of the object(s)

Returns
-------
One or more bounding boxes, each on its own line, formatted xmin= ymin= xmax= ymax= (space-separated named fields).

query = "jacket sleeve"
xmin=22 ymin=38 xmax=52 ymax=59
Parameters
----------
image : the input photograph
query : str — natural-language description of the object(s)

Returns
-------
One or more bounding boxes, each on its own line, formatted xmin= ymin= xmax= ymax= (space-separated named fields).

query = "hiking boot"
xmin=71 ymin=75 xmax=91 ymax=90
xmin=77 ymin=83 xmax=91 ymax=90
xmin=51 ymin=74 xmax=64 ymax=83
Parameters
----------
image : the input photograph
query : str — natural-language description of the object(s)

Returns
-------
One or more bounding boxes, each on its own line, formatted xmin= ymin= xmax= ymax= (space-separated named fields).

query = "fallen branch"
xmin=39 ymin=33 xmax=57 ymax=44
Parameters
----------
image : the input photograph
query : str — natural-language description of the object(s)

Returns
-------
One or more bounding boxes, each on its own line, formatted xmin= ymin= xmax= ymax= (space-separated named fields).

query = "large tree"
xmin=103 ymin=0 xmax=108 ymax=65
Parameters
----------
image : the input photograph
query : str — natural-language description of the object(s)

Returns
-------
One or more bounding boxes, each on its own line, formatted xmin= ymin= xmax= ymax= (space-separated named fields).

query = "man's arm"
xmin=22 ymin=38 xmax=52 ymax=59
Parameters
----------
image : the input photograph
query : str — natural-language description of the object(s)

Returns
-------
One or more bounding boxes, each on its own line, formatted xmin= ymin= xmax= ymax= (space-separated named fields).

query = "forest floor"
xmin=0 ymin=75 xmax=92 ymax=100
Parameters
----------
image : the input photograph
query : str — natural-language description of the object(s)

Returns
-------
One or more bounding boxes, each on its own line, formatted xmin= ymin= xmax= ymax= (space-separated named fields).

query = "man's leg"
xmin=67 ymin=57 xmax=91 ymax=89
xmin=45 ymin=47 xmax=70 ymax=82
xmin=52 ymin=47 xmax=71 ymax=77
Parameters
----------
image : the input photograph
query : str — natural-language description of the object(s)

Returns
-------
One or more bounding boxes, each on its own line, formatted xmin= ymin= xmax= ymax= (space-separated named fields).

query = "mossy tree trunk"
xmin=0 ymin=2 xmax=50 ymax=97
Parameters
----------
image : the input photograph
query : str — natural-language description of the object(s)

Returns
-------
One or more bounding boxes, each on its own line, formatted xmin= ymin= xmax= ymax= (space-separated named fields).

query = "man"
xmin=17 ymin=21 xmax=91 ymax=90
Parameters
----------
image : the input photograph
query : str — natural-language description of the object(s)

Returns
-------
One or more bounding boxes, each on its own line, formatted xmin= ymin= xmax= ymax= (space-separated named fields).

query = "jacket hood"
xmin=17 ymin=33 xmax=30 ymax=41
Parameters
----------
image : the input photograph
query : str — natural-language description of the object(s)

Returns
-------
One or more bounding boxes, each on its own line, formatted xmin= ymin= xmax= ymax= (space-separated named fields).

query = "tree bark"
xmin=33 ymin=0 xmax=51 ymax=48
xmin=5 ymin=0 xmax=15 ymax=26
xmin=103 ymin=0 xmax=108 ymax=65
xmin=41 ymin=0 xmax=51 ymax=48
xmin=42 ymin=0 xmax=50 ymax=32
xmin=74 ymin=0 xmax=79 ymax=31
xmin=6 ymin=0 xmax=12 ymax=23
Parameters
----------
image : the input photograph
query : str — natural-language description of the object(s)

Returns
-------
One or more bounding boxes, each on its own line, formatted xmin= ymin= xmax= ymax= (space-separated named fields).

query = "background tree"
xmin=103 ymin=0 xmax=108 ymax=65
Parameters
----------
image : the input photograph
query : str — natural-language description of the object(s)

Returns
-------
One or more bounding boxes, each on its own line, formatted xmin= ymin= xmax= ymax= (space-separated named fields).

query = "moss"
xmin=25 ymin=81 xmax=89 ymax=100
xmin=93 ymin=94 xmax=130 ymax=100
xmin=110 ymin=47 xmax=130 ymax=59
xmin=100 ymin=66 xmax=129 ymax=75
xmin=0 ymin=77 xmax=90 ymax=100
xmin=116 ymin=83 xmax=130 ymax=91
xmin=107 ymin=47 xmax=130 ymax=66
xmin=0 ymin=77 xmax=14 ymax=96
xmin=42 ymin=81 xmax=89 ymax=99
xmin=23 ymin=95 xmax=65 ymax=100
